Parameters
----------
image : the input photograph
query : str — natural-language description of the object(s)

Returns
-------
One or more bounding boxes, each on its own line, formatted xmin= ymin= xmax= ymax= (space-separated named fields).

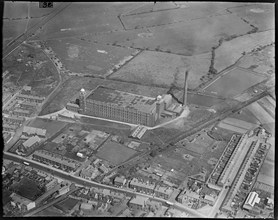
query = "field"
xmin=35 ymin=206 xmax=65 ymax=216
xmin=214 ymin=30 xmax=275 ymax=73
xmin=54 ymin=197 xmax=79 ymax=212
xmin=122 ymin=14 xmax=252 ymax=55
xmin=238 ymin=45 xmax=274 ymax=76
xmin=172 ymin=90 xmax=225 ymax=107
xmin=3 ymin=20 xmax=28 ymax=40
xmin=46 ymin=38 xmax=136 ymax=76
xmin=228 ymin=3 xmax=274 ymax=31
xmin=204 ymin=67 xmax=265 ymax=98
xmin=247 ymin=102 xmax=275 ymax=124
xmin=11 ymin=177 xmax=44 ymax=201
xmin=3 ymin=44 xmax=59 ymax=97
xmin=33 ymin=3 xmax=145 ymax=40
xmin=110 ymin=51 xmax=211 ymax=90
xmin=39 ymin=76 xmax=168 ymax=115
xmin=229 ymin=108 xmax=260 ymax=125
xmin=151 ymin=130 xmax=227 ymax=183
xmin=27 ymin=118 xmax=67 ymax=138
xmin=257 ymin=160 xmax=274 ymax=187
xmin=96 ymin=140 xmax=137 ymax=166
xmin=257 ymin=96 xmax=275 ymax=119
xmin=3 ymin=2 xmax=28 ymax=18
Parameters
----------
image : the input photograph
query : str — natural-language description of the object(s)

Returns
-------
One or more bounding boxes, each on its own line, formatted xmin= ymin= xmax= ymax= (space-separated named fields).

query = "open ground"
xmin=96 ymin=141 xmax=138 ymax=166
xmin=204 ymin=67 xmax=265 ymax=98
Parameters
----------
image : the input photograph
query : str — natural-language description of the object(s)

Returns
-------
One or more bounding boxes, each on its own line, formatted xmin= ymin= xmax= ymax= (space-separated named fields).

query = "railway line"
xmin=3 ymin=3 xmax=72 ymax=60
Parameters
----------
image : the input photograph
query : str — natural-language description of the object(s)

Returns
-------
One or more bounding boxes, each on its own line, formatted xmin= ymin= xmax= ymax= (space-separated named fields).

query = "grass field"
xmin=54 ymin=197 xmax=79 ymax=212
xmin=214 ymin=30 xmax=275 ymax=73
xmin=110 ymin=50 xmax=211 ymax=89
xmin=3 ymin=20 xmax=28 ymax=40
xmin=120 ymin=13 xmax=252 ymax=56
xmin=204 ymin=67 xmax=265 ymax=98
xmin=238 ymin=45 xmax=274 ymax=76
xmin=35 ymin=206 xmax=65 ymax=216
xmin=27 ymin=118 xmax=67 ymax=138
xmin=96 ymin=140 xmax=137 ymax=166
xmin=34 ymin=3 xmax=145 ymax=40
xmin=46 ymin=38 xmax=136 ymax=76
xmin=228 ymin=3 xmax=274 ymax=31
xmin=3 ymin=2 xmax=28 ymax=18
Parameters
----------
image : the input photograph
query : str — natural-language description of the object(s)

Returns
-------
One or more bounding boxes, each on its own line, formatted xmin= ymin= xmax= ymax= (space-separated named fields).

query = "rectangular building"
xmin=22 ymin=135 xmax=41 ymax=148
xmin=84 ymin=86 xmax=157 ymax=126
xmin=129 ymin=178 xmax=156 ymax=194
xmin=154 ymin=185 xmax=173 ymax=200
xmin=23 ymin=126 xmax=46 ymax=138
xmin=128 ymin=196 xmax=149 ymax=210
xmin=32 ymin=150 xmax=79 ymax=172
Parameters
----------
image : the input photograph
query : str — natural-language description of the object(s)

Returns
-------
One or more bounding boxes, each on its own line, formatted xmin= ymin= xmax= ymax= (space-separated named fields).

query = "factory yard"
xmin=27 ymin=118 xmax=67 ymax=138
xmin=204 ymin=67 xmax=265 ymax=98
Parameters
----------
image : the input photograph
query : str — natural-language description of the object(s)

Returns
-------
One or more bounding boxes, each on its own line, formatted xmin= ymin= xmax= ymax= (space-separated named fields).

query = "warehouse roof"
xmin=23 ymin=136 xmax=41 ymax=148
xmin=86 ymin=86 xmax=157 ymax=114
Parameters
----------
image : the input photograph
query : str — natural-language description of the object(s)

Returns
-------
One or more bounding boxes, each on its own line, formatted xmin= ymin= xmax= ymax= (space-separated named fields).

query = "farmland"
xmin=96 ymin=140 xmax=138 ymax=166
xmin=3 ymin=20 xmax=28 ymax=40
xmin=105 ymin=13 xmax=252 ymax=56
xmin=214 ymin=30 xmax=275 ymax=73
xmin=110 ymin=51 xmax=211 ymax=90
xmin=238 ymin=45 xmax=274 ymax=76
xmin=204 ymin=67 xmax=265 ymax=98
xmin=228 ymin=3 xmax=275 ymax=31
xmin=33 ymin=2 xmax=144 ymax=40
xmin=46 ymin=38 xmax=136 ymax=77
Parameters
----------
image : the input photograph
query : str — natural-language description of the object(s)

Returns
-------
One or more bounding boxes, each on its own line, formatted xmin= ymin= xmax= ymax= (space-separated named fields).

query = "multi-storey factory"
xmin=66 ymin=72 xmax=190 ymax=127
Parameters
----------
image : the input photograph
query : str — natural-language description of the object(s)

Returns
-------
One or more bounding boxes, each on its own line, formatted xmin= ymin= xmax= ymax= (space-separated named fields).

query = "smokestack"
xmin=183 ymin=70 xmax=189 ymax=106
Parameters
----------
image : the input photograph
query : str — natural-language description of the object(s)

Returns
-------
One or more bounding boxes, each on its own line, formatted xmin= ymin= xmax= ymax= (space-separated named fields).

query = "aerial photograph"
xmin=2 ymin=1 xmax=275 ymax=218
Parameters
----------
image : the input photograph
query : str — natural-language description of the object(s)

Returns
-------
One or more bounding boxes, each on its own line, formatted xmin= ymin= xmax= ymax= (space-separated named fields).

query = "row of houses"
xmin=114 ymin=177 xmax=173 ymax=200
xmin=15 ymin=93 xmax=45 ymax=103
xmin=32 ymin=150 xmax=80 ymax=172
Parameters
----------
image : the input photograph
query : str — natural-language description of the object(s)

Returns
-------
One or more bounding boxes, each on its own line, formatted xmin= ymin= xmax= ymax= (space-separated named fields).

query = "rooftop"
xmin=86 ymin=86 xmax=157 ymax=114
xmin=129 ymin=195 xmax=149 ymax=206
xmin=23 ymin=136 xmax=41 ymax=148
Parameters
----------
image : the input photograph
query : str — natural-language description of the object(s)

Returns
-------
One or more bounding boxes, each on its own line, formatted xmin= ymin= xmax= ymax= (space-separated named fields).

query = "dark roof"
xmin=86 ymin=86 xmax=156 ymax=114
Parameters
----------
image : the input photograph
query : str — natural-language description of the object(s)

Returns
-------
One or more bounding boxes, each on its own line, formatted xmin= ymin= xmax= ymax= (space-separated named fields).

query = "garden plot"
xmin=110 ymin=50 xmax=211 ymax=90
xmin=214 ymin=30 xmax=275 ymax=73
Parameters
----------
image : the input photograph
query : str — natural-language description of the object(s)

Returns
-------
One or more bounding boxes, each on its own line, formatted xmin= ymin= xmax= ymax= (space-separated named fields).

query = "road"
xmin=4 ymin=152 xmax=204 ymax=217
xmin=3 ymin=3 xmax=72 ymax=60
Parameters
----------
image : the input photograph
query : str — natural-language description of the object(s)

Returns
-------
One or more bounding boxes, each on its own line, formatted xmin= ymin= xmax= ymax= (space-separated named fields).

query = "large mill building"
xmin=66 ymin=72 xmax=189 ymax=127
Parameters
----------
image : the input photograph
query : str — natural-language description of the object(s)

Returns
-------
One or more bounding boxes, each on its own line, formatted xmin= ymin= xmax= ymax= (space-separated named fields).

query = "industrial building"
xmin=243 ymin=192 xmax=261 ymax=210
xmin=67 ymin=84 xmax=187 ymax=126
